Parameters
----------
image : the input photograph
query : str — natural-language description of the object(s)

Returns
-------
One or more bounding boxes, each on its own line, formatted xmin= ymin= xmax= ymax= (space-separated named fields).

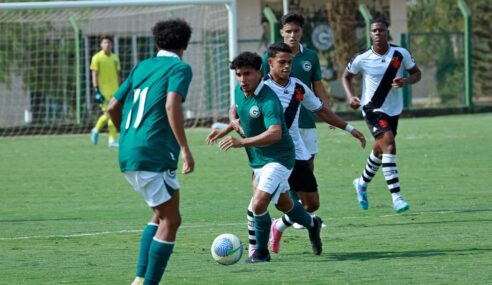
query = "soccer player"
xmin=107 ymin=20 xmax=194 ymax=285
xmin=261 ymin=12 xmax=331 ymax=226
xmin=263 ymin=43 xmax=366 ymax=254
xmin=207 ymin=51 xmax=323 ymax=262
xmin=90 ymin=35 xmax=121 ymax=147
xmin=342 ymin=17 xmax=421 ymax=213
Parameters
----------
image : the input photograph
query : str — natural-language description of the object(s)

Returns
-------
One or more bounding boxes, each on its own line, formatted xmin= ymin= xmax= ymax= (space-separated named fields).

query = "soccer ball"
xmin=211 ymin=233 xmax=243 ymax=265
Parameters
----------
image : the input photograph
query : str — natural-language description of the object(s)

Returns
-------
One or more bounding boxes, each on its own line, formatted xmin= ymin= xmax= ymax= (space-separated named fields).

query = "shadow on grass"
xmin=327 ymin=247 xmax=492 ymax=261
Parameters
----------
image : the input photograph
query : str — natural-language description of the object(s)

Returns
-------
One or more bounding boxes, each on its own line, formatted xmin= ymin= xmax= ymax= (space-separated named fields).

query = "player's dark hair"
xmin=230 ymin=52 xmax=262 ymax=71
xmin=100 ymin=35 xmax=113 ymax=43
xmin=267 ymin=42 xmax=292 ymax=58
xmin=280 ymin=12 xmax=304 ymax=28
xmin=370 ymin=17 xmax=390 ymax=28
xmin=152 ymin=19 xmax=192 ymax=50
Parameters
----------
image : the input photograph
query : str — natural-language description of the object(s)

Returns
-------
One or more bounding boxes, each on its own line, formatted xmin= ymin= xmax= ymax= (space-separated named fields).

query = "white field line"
xmin=0 ymin=209 xmax=486 ymax=241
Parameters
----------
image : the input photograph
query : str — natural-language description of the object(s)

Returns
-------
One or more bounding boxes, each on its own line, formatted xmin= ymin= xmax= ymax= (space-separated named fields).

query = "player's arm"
xmin=392 ymin=65 xmax=422 ymax=88
xmin=315 ymin=105 xmax=366 ymax=148
xmin=311 ymin=80 xmax=331 ymax=108
xmin=218 ymin=124 xmax=282 ymax=151
xmin=167 ymin=92 xmax=194 ymax=174
xmin=342 ymin=69 xmax=360 ymax=110
xmin=107 ymin=98 xmax=122 ymax=132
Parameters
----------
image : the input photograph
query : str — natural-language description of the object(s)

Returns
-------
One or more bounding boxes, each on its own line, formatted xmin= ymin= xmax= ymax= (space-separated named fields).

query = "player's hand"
xmin=94 ymin=87 xmax=105 ymax=104
xmin=218 ymin=136 xmax=242 ymax=151
xmin=350 ymin=129 xmax=366 ymax=148
xmin=207 ymin=130 xmax=222 ymax=144
xmin=392 ymin=76 xmax=406 ymax=88
xmin=230 ymin=118 xmax=245 ymax=138
xmin=348 ymin=96 xmax=361 ymax=110
xmin=181 ymin=147 xmax=194 ymax=174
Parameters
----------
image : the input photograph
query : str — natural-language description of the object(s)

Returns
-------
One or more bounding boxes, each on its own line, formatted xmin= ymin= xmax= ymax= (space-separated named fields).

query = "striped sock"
xmin=382 ymin=154 xmax=400 ymax=193
xmin=246 ymin=208 xmax=256 ymax=256
xmin=276 ymin=214 xmax=293 ymax=232
xmin=361 ymin=151 xmax=382 ymax=186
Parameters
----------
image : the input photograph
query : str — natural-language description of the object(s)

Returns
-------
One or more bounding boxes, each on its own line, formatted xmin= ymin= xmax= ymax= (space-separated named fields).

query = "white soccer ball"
xmin=211 ymin=233 xmax=243 ymax=265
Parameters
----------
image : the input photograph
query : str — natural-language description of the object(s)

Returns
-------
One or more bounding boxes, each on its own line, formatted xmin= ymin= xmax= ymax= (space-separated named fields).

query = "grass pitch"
xmin=1 ymin=113 xmax=491 ymax=284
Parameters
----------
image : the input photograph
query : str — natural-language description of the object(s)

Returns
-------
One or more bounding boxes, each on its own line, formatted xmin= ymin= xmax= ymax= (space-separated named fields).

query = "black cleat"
xmin=308 ymin=216 xmax=323 ymax=255
xmin=245 ymin=249 xmax=271 ymax=263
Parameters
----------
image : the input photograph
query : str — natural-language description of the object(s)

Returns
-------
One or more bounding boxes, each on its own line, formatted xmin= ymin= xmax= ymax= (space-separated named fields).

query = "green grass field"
xmin=1 ymin=113 xmax=492 ymax=285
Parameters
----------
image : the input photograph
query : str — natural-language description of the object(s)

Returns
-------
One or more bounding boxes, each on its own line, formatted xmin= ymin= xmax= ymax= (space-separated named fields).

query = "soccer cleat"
xmin=108 ymin=140 xmax=119 ymax=148
xmin=393 ymin=197 xmax=410 ymax=213
xmin=90 ymin=128 xmax=99 ymax=144
xmin=269 ymin=219 xmax=283 ymax=254
xmin=307 ymin=216 xmax=323 ymax=255
xmin=248 ymin=246 xmax=256 ymax=258
xmin=353 ymin=178 xmax=369 ymax=210
xmin=131 ymin=277 xmax=144 ymax=285
xmin=244 ymin=249 xmax=271 ymax=263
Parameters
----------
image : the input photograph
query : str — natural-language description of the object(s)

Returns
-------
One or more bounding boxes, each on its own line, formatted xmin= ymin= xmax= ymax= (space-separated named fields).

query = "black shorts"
xmin=364 ymin=111 xmax=399 ymax=138
xmin=288 ymin=160 xmax=318 ymax=193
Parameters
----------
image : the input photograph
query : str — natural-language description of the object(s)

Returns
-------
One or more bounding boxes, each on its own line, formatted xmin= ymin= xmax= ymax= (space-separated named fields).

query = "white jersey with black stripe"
xmin=346 ymin=45 xmax=416 ymax=116
xmin=263 ymin=75 xmax=323 ymax=160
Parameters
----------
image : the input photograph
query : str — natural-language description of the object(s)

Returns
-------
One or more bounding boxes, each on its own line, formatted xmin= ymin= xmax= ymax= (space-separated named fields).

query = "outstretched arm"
xmin=316 ymin=106 xmax=366 ymax=148
xmin=218 ymin=124 xmax=282 ymax=151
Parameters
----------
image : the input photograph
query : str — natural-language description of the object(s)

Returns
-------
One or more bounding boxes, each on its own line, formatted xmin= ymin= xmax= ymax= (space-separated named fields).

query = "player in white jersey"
xmin=342 ymin=17 xmax=421 ymax=213
xmin=263 ymin=43 xmax=366 ymax=254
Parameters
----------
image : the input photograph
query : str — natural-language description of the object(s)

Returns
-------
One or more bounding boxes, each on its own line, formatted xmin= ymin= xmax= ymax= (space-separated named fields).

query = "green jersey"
xmin=234 ymin=81 xmax=295 ymax=169
xmin=262 ymin=45 xmax=322 ymax=128
xmin=114 ymin=51 xmax=192 ymax=172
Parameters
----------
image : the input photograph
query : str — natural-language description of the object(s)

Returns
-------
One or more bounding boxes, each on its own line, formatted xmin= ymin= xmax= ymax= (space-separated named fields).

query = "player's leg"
xmin=246 ymin=173 xmax=257 ymax=257
xmin=108 ymin=118 xmax=119 ymax=147
xmin=270 ymin=160 xmax=319 ymax=253
xmin=91 ymin=113 xmax=108 ymax=144
xmin=132 ymin=219 xmax=158 ymax=285
xmin=376 ymin=118 xmax=409 ymax=213
xmin=124 ymin=170 xmax=181 ymax=284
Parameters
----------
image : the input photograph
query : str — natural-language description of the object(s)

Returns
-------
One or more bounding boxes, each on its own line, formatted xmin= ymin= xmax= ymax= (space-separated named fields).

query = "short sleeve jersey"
xmin=262 ymin=45 xmax=322 ymax=128
xmin=113 ymin=51 xmax=192 ymax=172
xmin=263 ymin=75 xmax=322 ymax=160
xmin=234 ymin=81 xmax=295 ymax=170
xmin=90 ymin=50 xmax=121 ymax=98
xmin=346 ymin=45 xmax=416 ymax=116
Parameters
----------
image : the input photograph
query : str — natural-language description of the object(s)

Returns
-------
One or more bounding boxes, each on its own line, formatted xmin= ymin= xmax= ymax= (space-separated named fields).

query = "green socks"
xmin=136 ymin=223 xmax=158 ymax=277
xmin=144 ymin=238 xmax=174 ymax=285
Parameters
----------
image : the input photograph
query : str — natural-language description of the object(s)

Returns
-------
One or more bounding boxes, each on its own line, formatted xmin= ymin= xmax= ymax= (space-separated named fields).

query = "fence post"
xmin=458 ymin=0 xmax=473 ymax=107
xmin=401 ymin=33 xmax=412 ymax=108
xmin=69 ymin=16 xmax=82 ymax=124
xmin=358 ymin=4 xmax=372 ymax=48
xmin=263 ymin=6 xmax=279 ymax=44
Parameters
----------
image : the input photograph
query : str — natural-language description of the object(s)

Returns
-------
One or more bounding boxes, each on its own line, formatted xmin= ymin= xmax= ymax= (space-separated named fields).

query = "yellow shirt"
xmin=90 ymin=50 xmax=121 ymax=99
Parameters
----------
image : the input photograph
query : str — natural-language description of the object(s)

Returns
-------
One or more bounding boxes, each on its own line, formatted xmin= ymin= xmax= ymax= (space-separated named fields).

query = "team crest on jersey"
xmin=294 ymin=84 xmax=305 ymax=102
xmin=302 ymin=61 xmax=312 ymax=71
xmin=391 ymin=57 xmax=401 ymax=69
xmin=379 ymin=119 xmax=389 ymax=128
xmin=249 ymin=106 xmax=260 ymax=118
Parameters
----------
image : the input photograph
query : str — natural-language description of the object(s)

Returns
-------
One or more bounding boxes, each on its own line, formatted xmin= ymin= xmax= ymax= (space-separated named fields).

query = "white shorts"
xmin=299 ymin=128 xmax=318 ymax=156
xmin=253 ymin=162 xmax=292 ymax=205
xmin=124 ymin=170 xmax=180 ymax=207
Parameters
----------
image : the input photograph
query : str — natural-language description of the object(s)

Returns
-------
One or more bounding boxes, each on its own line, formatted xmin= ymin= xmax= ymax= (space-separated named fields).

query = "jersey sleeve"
xmin=401 ymin=48 xmax=417 ymax=70
xmin=346 ymin=54 xmax=361 ymax=75
xmin=168 ymin=63 xmax=193 ymax=102
xmin=90 ymin=54 xmax=99 ymax=71
xmin=298 ymin=80 xmax=322 ymax=112
xmin=311 ymin=53 xmax=322 ymax=81
xmin=261 ymin=95 xmax=283 ymax=128
xmin=113 ymin=65 xmax=135 ymax=102
xmin=261 ymin=52 xmax=270 ymax=77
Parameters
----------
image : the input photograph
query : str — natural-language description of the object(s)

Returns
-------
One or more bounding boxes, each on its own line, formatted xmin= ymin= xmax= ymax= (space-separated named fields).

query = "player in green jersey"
xmin=107 ymin=20 xmax=194 ymax=285
xmin=90 ymin=36 xmax=121 ymax=147
xmin=207 ymin=52 xmax=323 ymax=262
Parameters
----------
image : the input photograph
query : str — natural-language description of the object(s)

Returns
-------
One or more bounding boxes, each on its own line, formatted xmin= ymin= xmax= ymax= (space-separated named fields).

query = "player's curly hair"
xmin=100 ymin=35 xmax=113 ymax=43
xmin=280 ymin=12 xmax=304 ymax=28
xmin=152 ymin=19 xmax=192 ymax=50
xmin=267 ymin=42 xmax=292 ymax=58
xmin=370 ymin=17 xmax=390 ymax=28
xmin=230 ymin=52 xmax=262 ymax=71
